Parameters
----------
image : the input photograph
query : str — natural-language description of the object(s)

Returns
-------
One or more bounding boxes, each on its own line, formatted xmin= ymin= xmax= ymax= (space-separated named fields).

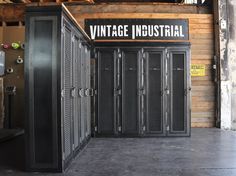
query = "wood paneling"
xmin=70 ymin=7 xmax=215 ymax=128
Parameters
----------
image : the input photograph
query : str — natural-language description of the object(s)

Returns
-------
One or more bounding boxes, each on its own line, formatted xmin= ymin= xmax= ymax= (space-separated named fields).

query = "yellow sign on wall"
xmin=191 ymin=64 xmax=206 ymax=76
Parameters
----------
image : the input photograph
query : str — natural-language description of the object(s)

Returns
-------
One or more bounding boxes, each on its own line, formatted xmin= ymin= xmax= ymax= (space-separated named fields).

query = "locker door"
xmin=97 ymin=49 xmax=116 ymax=135
xmin=72 ymin=35 xmax=80 ymax=150
xmin=80 ymin=44 xmax=86 ymax=142
xmin=121 ymin=49 xmax=140 ymax=135
xmin=78 ymin=40 xmax=83 ymax=144
xmin=167 ymin=49 xmax=190 ymax=136
xmin=62 ymin=25 xmax=73 ymax=161
xmin=145 ymin=50 xmax=165 ymax=136
xmin=86 ymin=47 xmax=91 ymax=138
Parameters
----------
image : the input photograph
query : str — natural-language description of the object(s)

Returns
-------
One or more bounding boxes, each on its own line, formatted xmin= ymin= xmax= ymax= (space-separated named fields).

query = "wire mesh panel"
xmin=146 ymin=51 xmax=164 ymax=134
xmin=72 ymin=35 xmax=80 ymax=150
xmin=122 ymin=50 xmax=140 ymax=134
xmin=86 ymin=47 xmax=91 ymax=138
xmin=97 ymin=49 xmax=115 ymax=134
xmin=80 ymin=44 xmax=86 ymax=142
xmin=168 ymin=49 xmax=190 ymax=137
xmin=63 ymin=25 xmax=73 ymax=160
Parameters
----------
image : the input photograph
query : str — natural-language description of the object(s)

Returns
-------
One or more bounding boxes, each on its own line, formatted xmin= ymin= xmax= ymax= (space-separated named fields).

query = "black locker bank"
xmin=25 ymin=5 xmax=191 ymax=172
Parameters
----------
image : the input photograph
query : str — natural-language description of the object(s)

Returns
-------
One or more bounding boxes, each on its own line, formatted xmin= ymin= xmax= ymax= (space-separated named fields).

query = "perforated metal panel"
xmin=168 ymin=49 xmax=190 ymax=136
xmin=122 ymin=50 xmax=140 ymax=134
xmin=97 ymin=49 xmax=115 ymax=134
xmin=72 ymin=36 xmax=80 ymax=150
xmin=86 ymin=48 xmax=91 ymax=137
xmin=146 ymin=51 xmax=164 ymax=134
xmin=63 ymin=26 xmax=73 ymax=159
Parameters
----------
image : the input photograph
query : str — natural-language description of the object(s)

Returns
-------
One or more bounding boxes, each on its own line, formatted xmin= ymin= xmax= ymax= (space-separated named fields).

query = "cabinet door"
xmin=167 ymin=49 xmax=190 ymax=136
xmin=62 ymin=23 xmax=73 ymax=162
xmin=80 ymin=44 xmax=87 ymax=142
xmin=97 ymin=49 xmax=116 ymax=135
xmin=121 ymin=49 xmax=141 ymax=135
xmin=145 ymin=50 xmax=165 ymax=136
xmin=72 ymin=35 xmax=80 ymax=151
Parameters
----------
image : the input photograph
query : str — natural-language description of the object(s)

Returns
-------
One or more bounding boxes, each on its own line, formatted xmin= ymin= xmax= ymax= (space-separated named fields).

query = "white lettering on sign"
xmin=89 ymin=24 xmax=185 ymax=40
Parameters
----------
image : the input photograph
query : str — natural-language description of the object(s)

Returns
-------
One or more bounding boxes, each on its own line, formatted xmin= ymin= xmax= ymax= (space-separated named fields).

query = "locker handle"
xmin=160 ymin=90 xmax=164 ymax=96
xmin=71 ymin=87 xmax=76 ymax=98
xmin=78 ymin=88 xmax=84 ymax=97
xmin=85 ymin=88 xmax=90 ymax=97
xmin=89 ymin=88 xmax=94 ymax=96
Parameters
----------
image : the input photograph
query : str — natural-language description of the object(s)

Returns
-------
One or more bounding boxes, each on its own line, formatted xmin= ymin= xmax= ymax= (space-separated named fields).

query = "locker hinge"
xmin=141 ymin=48 xmax=145 ymax=58
xmin=117 ymin=48 xmax=122 ymax=59
xmin=62 ymin=152 xmax=65 ymax=160
xmin=166 ymin=50 xmax=170 ymax=59
xmin=61 ymin=26 xmax=65 ymax=34
xmin=79 ymin=42 xmax=82 ymax=49
xmin=118 ymin=53 xmax=122 ymax=59
xmin=72 ymin=36 xmax=75 ymax=42
xmin=118 ymin=126 xmax=122 ymax=132
xmin=94 ymin=126 xmax=98 ymax=132
xmin=61 ymin=89 xmax=65 ymax=98
xmin=72 ymin=144 xmax=75 ymax=150
xmin=94 ymin=52 xmax=98 ymax=59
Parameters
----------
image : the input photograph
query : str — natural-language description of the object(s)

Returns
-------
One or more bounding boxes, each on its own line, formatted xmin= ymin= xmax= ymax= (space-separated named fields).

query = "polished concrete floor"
xmin=0 ymin=128 xmax=236 ymax=176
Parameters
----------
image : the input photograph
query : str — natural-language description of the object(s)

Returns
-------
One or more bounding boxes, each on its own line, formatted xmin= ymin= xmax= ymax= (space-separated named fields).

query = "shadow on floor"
xmin=0 ymin=131 xmax=25 ymax=171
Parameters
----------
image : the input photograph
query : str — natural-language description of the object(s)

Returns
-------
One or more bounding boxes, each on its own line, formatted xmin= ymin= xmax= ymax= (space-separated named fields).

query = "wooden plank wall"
xmin=68 ymin=4 xmax=215 ymax=128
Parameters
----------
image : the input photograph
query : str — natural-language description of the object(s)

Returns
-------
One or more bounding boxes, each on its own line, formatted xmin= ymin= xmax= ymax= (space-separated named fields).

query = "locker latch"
xmin=115 ymin=89 xmax=122 ymax=96
xmin=143 ymin=126 xmax=146 ymax=131
xmin=166 ymin=126 xmax=170 ymax=131
xmin=94 ymin=126 xmax=98 ymax=132
xmin=139 ymin=88 xmax=145 ymax=95
xmin=118 ymin=126 xmax=122 ymax=132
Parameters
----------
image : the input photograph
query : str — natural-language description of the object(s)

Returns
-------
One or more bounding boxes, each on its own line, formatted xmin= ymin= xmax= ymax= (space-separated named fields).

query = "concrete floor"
xmin=0 ymin=128 xmax=236 ymax=176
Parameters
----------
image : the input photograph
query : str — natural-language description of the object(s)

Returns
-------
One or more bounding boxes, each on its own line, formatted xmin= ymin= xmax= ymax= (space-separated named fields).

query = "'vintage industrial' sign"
xmin=85 ymin=19 xmax=189 ymax=41
xmin=191 ymin=64 xmax=206 ymax=77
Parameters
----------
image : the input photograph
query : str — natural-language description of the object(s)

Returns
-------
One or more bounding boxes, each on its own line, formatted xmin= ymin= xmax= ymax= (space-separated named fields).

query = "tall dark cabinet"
xmin=25 ymin=5 xmax=91 ymax=172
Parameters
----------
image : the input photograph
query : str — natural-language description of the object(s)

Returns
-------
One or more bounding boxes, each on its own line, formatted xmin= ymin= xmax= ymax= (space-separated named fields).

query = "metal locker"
xmin=62 ymin=22 xmax=73 ymax=162
xmin=145 ymin=49 xmax=165 ymax=136
xmin=167 ymin=48 xmax=191 ymax=136
xmin=86 ymin=47 xmax=91 ymax=138
xmin=121 ymin=49 xmax=141 ymax=135
xmin=97 ymin=48 xmax=116 ymax=135
xmin=72 ymin=34 xmax=80 ymax=151
xmin=25 ymin=5 xmax=91 ymax=172
xmin=80 ymin=44 xmax=85 ymax=142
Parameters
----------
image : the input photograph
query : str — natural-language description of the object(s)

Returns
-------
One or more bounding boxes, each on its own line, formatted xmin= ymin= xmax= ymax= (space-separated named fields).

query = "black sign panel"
xmin=85 ymin=19 xmax=189 ymax=41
